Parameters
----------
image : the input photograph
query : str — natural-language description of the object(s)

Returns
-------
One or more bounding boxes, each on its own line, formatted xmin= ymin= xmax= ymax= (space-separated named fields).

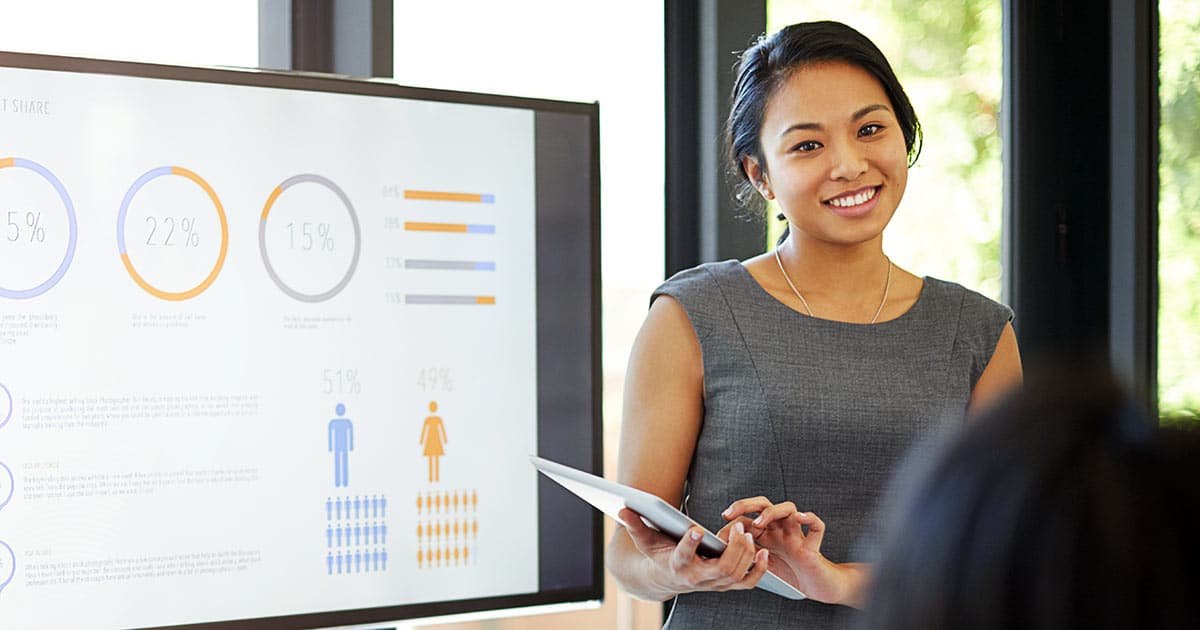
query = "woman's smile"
xmin=823 ymin=185 xmax=882 ymax=217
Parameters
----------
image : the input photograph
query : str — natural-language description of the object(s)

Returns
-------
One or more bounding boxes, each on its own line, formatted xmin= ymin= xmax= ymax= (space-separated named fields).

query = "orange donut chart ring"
xmin=115 ymin=166 xmax=229 ymax=301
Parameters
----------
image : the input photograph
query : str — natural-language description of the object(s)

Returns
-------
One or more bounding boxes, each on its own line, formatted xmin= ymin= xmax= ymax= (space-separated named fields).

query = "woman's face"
xmin=748 ymin=61 xmax=909 ymax=248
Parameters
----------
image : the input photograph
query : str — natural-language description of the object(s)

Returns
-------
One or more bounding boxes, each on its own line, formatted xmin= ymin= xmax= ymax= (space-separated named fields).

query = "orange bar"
xmin=405 ymin=222 xmax=468 ymax=233
xmin=475 ymin=296 xmax=496 ymax=305
xmin=0 ymin=158 xmax=13 ymax=168
xmin=405 ymin=190 xmax=483 ymax=203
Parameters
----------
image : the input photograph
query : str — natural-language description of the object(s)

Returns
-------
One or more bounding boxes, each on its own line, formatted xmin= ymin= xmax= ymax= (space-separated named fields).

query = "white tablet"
xmin=530 ymin=455 xmax=806 ymax=600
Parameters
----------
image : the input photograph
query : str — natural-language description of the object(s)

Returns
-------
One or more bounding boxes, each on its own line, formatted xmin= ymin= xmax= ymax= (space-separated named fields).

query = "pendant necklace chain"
xmin=774 ymin=245 xmax=893 ymax=324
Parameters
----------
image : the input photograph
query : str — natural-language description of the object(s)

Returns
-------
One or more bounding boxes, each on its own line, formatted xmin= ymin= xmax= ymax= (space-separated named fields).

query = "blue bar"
xmin=466 ymin=224 xmax=495 ymax=234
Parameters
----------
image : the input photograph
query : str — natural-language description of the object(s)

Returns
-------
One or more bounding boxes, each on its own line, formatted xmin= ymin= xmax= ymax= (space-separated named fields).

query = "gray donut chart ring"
xmin=258 ymin=174 xmax=361 ymax=303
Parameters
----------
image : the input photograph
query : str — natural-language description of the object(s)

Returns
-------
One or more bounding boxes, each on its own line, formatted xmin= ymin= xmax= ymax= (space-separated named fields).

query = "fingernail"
xmin=761 ymin=549 xmax=769 ymax=561
xmin=744 ymin=533 xmax=754 ymax=545
xmin=690 ymin=530 xmax=702 ymax=541
xmin=722 ymin=507 xmax=732 ymax=517
xmin=753 ymin=516 xmax=763 ymax=526
xmin=734 ymin=522 xmax=744 ymax=535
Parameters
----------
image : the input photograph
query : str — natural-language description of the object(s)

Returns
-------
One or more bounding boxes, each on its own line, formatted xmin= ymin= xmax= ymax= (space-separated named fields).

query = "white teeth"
xmin=827 ymin=187 xmax=878 ymax=208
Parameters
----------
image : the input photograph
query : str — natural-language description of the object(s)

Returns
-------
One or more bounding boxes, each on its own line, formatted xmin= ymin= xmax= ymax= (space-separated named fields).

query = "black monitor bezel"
xmin=0 ymin=50 xmax=604 ymax=630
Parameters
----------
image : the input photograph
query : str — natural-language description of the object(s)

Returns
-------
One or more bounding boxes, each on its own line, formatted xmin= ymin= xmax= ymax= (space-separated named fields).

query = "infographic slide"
xmin=0 ymin=65 xmax=539 ymax=628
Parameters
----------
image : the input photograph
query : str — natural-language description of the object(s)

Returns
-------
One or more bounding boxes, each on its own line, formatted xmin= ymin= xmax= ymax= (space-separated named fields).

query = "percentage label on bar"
xmin=323 ymin=368 xmax=362 ymax=395
xmin=416 ymin=367 xmax=454 ymax=393
xmin=286 ymin=222 xmax=335 ymax=252
xmin=5 ymin=210 xmax=46 ymax=243
xmin=145 ymin=216 xmax=201 ymax=247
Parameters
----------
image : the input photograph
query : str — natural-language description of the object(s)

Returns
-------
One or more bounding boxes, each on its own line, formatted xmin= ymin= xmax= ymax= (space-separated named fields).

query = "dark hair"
xmin=861 ymin=367 xmax=1200 ymax=629
xmin=727 ymin=21 xmax=922 ymax=214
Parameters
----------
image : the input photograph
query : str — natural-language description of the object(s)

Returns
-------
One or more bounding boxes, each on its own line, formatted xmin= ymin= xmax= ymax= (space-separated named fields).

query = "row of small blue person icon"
xmin=326 ymin=548 xmax=388 ymax=574
xmin=325 ymin=494 xmax=387 ymax=521
xmin=326 ymin=521 xmax=389 ymax=548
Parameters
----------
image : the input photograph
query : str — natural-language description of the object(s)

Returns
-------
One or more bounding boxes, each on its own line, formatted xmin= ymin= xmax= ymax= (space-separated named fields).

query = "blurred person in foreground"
xmin=860 ymin=367 xmax=1200 ymax=628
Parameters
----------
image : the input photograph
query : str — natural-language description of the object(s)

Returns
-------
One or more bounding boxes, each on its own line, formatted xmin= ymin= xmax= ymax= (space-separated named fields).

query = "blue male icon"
xmin=328 ymin=404 xmax=353 ymax=487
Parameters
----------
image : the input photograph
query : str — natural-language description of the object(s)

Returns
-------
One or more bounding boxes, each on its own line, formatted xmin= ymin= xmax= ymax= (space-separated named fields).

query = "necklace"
xmin=773 ymin=246 xmax=893 ymax=324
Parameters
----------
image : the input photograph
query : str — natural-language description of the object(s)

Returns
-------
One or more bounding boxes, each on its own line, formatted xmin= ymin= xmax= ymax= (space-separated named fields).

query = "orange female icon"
xmin=419 ymin=401 xmax=448 ymax=482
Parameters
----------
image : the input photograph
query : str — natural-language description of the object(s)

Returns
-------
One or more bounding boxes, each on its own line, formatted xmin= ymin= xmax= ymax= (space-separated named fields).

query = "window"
xmin=0 ymin=0 xmax=257 ymax=68
xmin=1158 ymin=0 xmax=1200 ymax=415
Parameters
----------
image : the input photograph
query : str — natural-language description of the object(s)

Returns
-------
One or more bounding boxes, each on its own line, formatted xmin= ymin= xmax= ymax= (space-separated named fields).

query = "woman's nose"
xmin=828 ymin=143 xmax=868 ymax=181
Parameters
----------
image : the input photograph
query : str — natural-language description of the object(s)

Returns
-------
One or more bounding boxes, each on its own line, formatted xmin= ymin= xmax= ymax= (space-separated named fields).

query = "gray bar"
xmin=405 ymin=295 xmax=492 ymax=305
xmin=405 ymin=260 xmax=496 ymax=271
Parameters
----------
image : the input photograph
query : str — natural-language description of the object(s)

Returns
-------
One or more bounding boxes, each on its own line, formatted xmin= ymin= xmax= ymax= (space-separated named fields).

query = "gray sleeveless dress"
xmin=654 ymin=261 xmax=1013 ymax=629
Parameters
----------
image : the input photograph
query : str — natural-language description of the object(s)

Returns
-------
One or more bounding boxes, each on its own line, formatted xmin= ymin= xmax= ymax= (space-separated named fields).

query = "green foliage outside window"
xmin=1159 ymin=0 xmax=1200 ymax=414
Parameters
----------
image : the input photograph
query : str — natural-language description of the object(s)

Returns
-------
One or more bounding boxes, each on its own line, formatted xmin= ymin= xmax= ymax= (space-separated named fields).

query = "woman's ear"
xmin=741 ymin=156 xmax=774 ymax=200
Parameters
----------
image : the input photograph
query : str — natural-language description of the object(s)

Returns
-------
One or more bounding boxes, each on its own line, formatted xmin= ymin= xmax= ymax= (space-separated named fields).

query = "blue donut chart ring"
xmin=0 ymin=158 xmax=79 ymax=299
xmin=0 ymin=462 xmax=12 ymax=511
xmin=0 ymin=382 xmax=11 ymax=430
xmin=0 ymin=540 xmax=13 ymax=592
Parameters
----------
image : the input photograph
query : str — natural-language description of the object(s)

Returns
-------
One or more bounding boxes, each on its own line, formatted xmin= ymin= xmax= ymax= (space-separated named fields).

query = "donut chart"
xmin=116 ymin=166 xmax=230 ymax=301
xmin=258 ymin=174 xmax=361 ymax=303
xmin=0 ymin=382 xmax=11 ymax=430
xmin=0 ymin=157 xmax=79 ymax=299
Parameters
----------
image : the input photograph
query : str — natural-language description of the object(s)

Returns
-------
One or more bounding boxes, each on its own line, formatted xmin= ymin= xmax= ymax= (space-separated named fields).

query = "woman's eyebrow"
xmin=778 ymin=104 xmax=893 ymax=138
xmin=852 ymin=103 xmax=891 ymax=120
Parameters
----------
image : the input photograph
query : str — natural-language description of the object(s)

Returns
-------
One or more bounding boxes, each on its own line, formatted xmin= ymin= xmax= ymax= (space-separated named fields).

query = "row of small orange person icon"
xmin=417 ymin=545 xmax=474 ymax=568
xmin=417 ymin=519 xmax=479 ymax=541
xmin=416 ymin=490 xmax=478 ymax=515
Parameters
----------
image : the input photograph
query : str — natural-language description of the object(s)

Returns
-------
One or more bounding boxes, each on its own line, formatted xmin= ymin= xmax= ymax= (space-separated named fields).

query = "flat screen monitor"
xmin=0 ymin=51 xmax=601 ymax=629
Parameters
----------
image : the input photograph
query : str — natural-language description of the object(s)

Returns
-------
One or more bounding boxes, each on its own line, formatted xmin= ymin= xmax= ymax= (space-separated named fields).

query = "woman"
xmin=607 ymin=21 xmax=1023 ymax=628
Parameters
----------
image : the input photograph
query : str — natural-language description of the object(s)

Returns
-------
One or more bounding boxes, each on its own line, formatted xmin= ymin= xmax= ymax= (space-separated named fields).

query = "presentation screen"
xmin=0 ymin=52 xmax=601 ymax=629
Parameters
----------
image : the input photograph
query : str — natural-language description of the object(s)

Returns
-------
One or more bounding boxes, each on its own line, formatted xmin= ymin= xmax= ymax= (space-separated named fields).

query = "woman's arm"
xmin=606 ymin=295 xmax=767 ymax=601
xmin=968 ymin=322 xmax=1023 ymax=415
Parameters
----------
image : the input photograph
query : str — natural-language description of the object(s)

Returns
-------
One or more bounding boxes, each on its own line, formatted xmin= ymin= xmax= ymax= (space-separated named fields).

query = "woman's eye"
xmin=792 ymin=140 xmax=822 ymax=152
xmin=859 ymin=124 xmax=884 ymax=137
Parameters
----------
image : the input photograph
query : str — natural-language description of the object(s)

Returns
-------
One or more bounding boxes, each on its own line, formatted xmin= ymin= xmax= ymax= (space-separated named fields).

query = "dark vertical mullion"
xmin=1003 ymin=0 xmax=1113 ymax=364
xmin=1108 ymin=0 xmax=1159 ymax=410
xmin=665 ymin=0 xmax=766 ymax=279
xmin=258 ymin=0 xmax=393 ymax=78
xmin=665 ymin=0 xmax=701 ymax=277
xmin=291 ymin=0 xmax=333 ymax=72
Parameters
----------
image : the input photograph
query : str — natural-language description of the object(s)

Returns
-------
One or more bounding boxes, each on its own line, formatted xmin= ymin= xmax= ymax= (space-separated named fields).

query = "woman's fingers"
xmin=668 ymin=526 xmax=707 ymax=572
xmin=622 ymin=506 xmax=778 ymax=593
xmin=740 ymin=548 xmax=770 ymax=587
xmin=618 ymin=508 xmax=675 ymax=553
xmin=792 ymin=510 xmax=825 ymax=549
xmin=715 ymin=522 xmax=756 ymax=578
xmin=749 ymin=501 xmax=799 ymax=529
xmin=715 ymin=516 xmax=756 ymax=542
xmin=721 ymin=496 xmax=773 ymax=520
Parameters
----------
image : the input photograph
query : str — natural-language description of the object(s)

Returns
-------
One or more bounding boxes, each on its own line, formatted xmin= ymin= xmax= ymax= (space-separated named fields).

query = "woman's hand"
xmin=721 ymin=497 xmax=869 ymax=607
xmin=617 ymin=507 xmax=770 ymax=596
